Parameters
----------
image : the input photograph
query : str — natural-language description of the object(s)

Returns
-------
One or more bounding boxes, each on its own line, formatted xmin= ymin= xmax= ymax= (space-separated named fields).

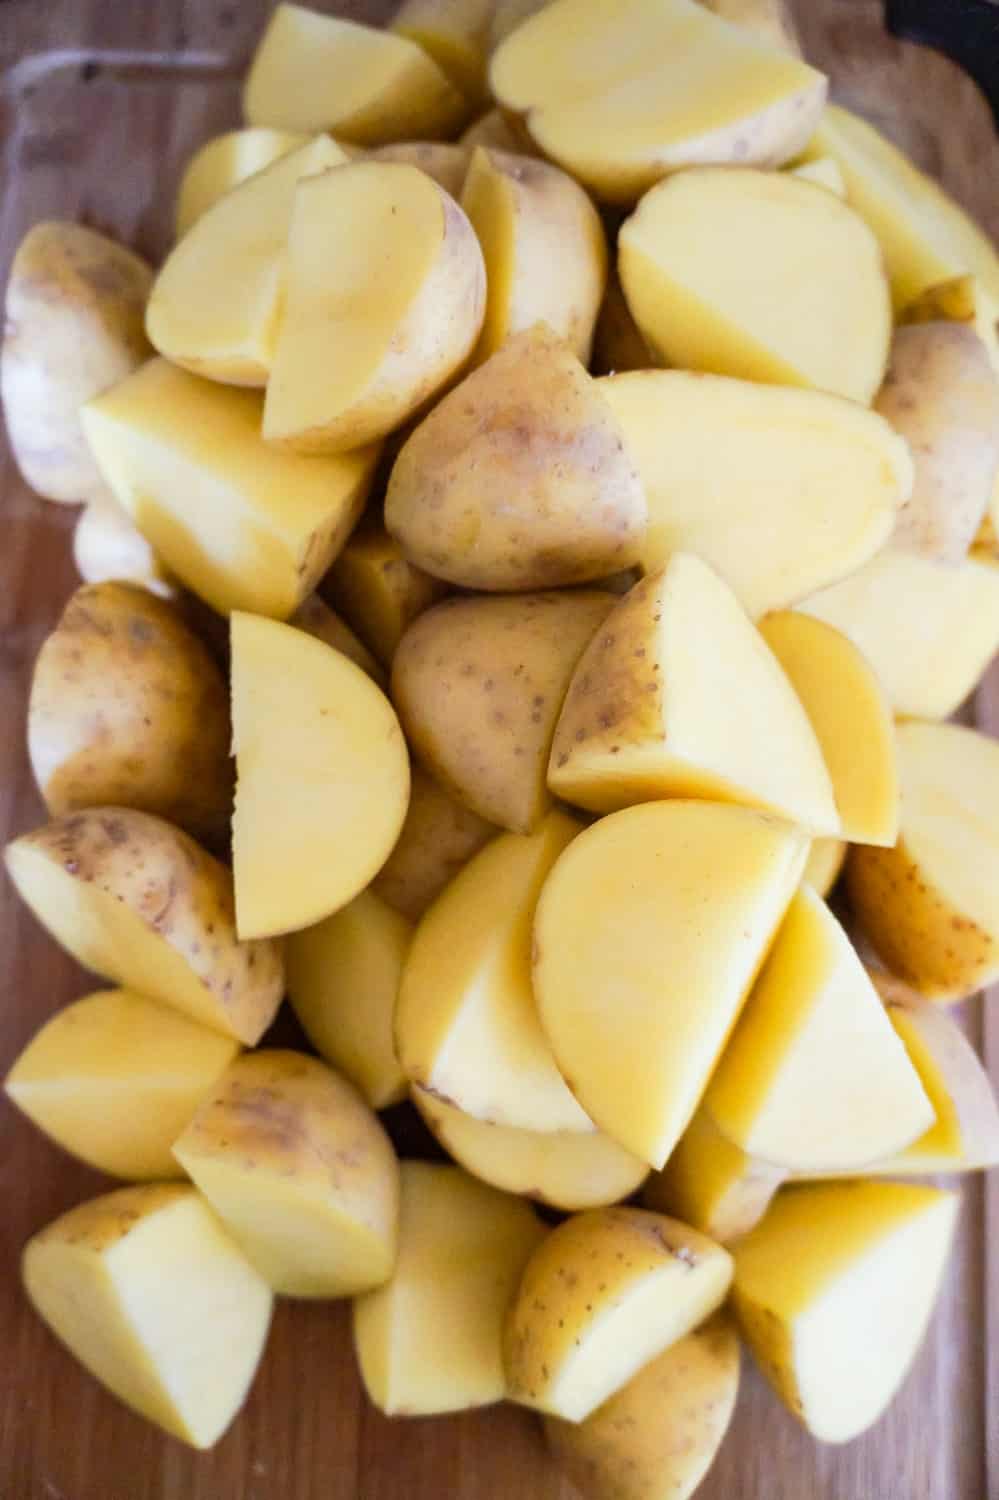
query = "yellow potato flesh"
xmin=802 ymin=837 xmax=846 ymax=897
xmin=371 ymin=764 xmax=495 ymax=922
xmin=369 ymin=141 xmax=471 ymax=197
xmin=643 ymin=1104 xmax=786 ymax=1244
xmin=900 ymin=272 xmax=999 ymax=372
xmin=732 ymin=1181 xmax=958 ymax=1442
xmin=326 ymin=524 xmax=447 ymax=667
xmin=533 ymin=800 xmax=808 ymax=1166
xmin=22 ymin=1185 xmax=272 ymax=1448
xmin=353 ymin=1162 xmax=545 ymax=1415
xmin=82 ymin=359 xmax=379 ymax=619
xmin=759 ymin=611 xmax=897 ymax=845
xmin=701 ymin=0 xmax=801 ymax=52
xmin=391 ymin=0 xmax=493 ymax=105
xmin=600 ymin=370 xmax=910 ymax=618
xmin=788 ymin=154 xmax=846 ymax=194
xmin=620 ymin=168 xmax=890 ymax=403
xmin=4 ymin=989 xmax=239 ymax=1180
xmin=174 ymin=126 xmax=308 ymax=238
xmin=230 ymin=613 xmax=409 ymax=939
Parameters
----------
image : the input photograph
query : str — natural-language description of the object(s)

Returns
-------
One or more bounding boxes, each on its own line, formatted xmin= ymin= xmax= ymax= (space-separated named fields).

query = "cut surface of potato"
xmin=549 ymin=556 xmax=838 ymax=834
xmin=174 ymin=126 xmax=308 ymax=237
xmin=759 ymin=610 xmax=897 ymax=845
xmin=5 ymin=809 xmax=283 ymax=1045
xmin=230 ymin=612 xmax=409 ymax=939
xmin=644 ymin=1105 xmax=786 ymax=1245
xmin=392 ymin=591 xmax=613 ymax=833
xmin=23 ymin=1184 xmax=272 ymax=1448
xmin=369 ymin=140 xmax=471 ymax=197
xmin=4 ymin=989 xmax=239 ymax=1180
xmin=504 ymin=1206 xmax=733 ymax=1422
xmin=490 ymin=0 xmax=825 ymax=203
xmin=325 ymin=522 xmax=448 ymax=667
xmin=72 ymin=497 xmax=175 ymax=599
xmin=600 ymin=370 xmax=910 ymax=618
xmin=544 ymin=1312 xmax=740 ymax=1500
xmin=173 ymin=1050 xmax=399 ymax=1297
xmin=289 ymin=593 xmax=385 ymax=685
xmin=788 ymin=155 xmax=845 ymax=194
xmin=263 ymin=162 xmax=486 ymax=453
xmin=620 ymin=168 xmax=890 ymax=403
xmin=804 ymin=839 xmax=845 ymax=898
xmin=391 ymin=0 xmax=493 ymax=105
xmin=354 ymin=1162 xmax=545 ymax=1416
xmin=533 ymin=800 xmax=808 ymax=1166
xmin=732 ymin=1181 xmax=958 ymax=1442
xmin=371 ymin=764 xmax=495 ymax=921
xmin=900 ymin=272 xmax=999 ymax=370
xmin=396 ymin=811 xmax=594 ymax=1133
xmin=701 ymin=0 xmax=800 ymax=52
xmin=83 ymin=359 xmax=379 ymax=620
xmin=704 ymin=886 xmax=933 ymax=1171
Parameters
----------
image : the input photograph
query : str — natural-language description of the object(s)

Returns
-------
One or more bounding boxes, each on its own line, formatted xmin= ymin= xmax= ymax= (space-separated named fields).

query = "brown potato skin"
xmin=371 ymin=765 xmax=495 ymax=921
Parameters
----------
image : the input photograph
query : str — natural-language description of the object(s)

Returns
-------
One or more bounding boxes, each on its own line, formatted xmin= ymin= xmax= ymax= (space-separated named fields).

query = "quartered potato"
xmin=325 ymin=522 xmax=448 ymax=667
xmin=369 ymin=139 xmax=471 ymax=196
xmin=371 ymin=764 xmax=495 ymax=922
xmin=174 ymin=126 xmax=308 ymax=238
xmin=644 ymin=1104 xmax=786 ymax=1244
xmin=391 ymin=0 xmax=494 ymax=107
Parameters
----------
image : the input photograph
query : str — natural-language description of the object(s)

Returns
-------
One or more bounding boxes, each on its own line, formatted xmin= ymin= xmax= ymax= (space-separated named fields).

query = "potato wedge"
xmin=732 ymin=1182 xmax=958 ymax=1442
xmin=22 ymin=1184 xmax=272 ymax=1448
xmin=391 ymin=0 xmax=493 ymax=105
xmin=802 ymin=838 xmax=846 ymax=898
xmin=289 ymin=593 xmax=385 ymax=685
xmin=900 ymin=271 xmax=999 ymax=370
xmin=5 ymin=808 xmax=283 ymax=1045
xmin=701 ymin=0 xmax=800 ymax=52
xmin=533 ymin=801 xmax=808 ymax=1166
xmin=620 ymin=168 xmax=890 ymax=403
xmin=325 ymin=522 xmax=448 ymax=666
xmin=385 ymin=324 xmax=647 ymax=590
xmin=788 ymin=155 xmax=846 ymax=195
xmin=354 ymin=1162 xmax=545 ymax=1416
xmin=643 ymin=1105 xmax=786 ymax=1244
xmin=504 ymin=1207 xmax=733 ymax=1421
xmin=173 ymin=1050 xmax=399 ymax=1297
xmin=369 ymin=140 xmax=471 ymax=197
xmin=230 ymin=613 xmax=409 ymax=939
xmin=72 ymin=497 xmax=175 ymax=598
xmin=460 ymin=108 xmax=531 ymax=154
xmin=371 ymin=765 xmax=495 ymax=921
xmin=392 ymin=591 xmax=613 ymax=832
xmin=174 ymin=126 xmax=307 ymax=237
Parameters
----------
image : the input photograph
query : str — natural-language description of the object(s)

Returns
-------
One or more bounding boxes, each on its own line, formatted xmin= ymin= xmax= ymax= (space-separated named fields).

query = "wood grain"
xmin=0 ymin=2 xmax=995 ymax=1496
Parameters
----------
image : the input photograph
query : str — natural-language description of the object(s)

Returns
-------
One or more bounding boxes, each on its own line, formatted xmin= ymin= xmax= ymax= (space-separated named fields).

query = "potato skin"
xmin=73 ymin=498 xmax=176 ymax=598
xmin=28 ymin=582 xmax=233 ymax=843
xmin=289 ymin=593 xmax=386 ymax=686
xmin=371 ymin=764 xmax=495 ymax=921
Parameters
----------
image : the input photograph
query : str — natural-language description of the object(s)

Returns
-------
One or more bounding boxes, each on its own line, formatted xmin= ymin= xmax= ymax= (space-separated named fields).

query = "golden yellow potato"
xmin=325 ymin=522 xmax=448 ymax=667
xmin=759 ymin=610 xmax=897 ymax=845
xmin=286 ymin=889 xmax=411 ymax=1109
xmin=392 ymin=0 xmax=493 ymax=105
xmin=600 ymin=370 xmax=911 ymax=617
xmin=72 ymin=497 xmax=175 ymax=598
xmin=591 ymin=270 xmax=653 ymax=376
xmin=289 ymin=593 xmax=385 ymax=685
xmin=174 ymin=126 xmax=307 ymax=237
xmin=545 ymin=1313 xmax=740 ymax=1500
xmin=385 ymin=324 xmax=647 ymax=590
xmin=1 ymin=222 xmax=152 ymax=504
xmin=371 ymin=764 xmax=495 ymax=921
xmin=700 ymin=0 xmax=800 ymax=52
xmin=392 ymin=590 xmax=613 ymax=832
xmin=243 ymin=3 xmax=467 ymax=142
xmin=173 ymin=1050 xmax=399 ymax=1297
xmin=5 ymin=808 xmax=283 ymax=1045
xmin=354 ymin=1162 xmax=545 ymax=1416
xmin=732 ymin=1181 xmax=958 ymax=1442
xmin=900 ymin=271 xmax=999 ymax=369
xmin=533 ymin=800 xmax=808 ymax=1166
xmin=28 ymin=581 xmax=233 ymax=843
xmin=549 ymin=556 xmax=838 ymax=833
xmin=802 ymin=837 xmax=846 ymax=898
xmin=460 ymin=108 xmax=531 ymax=154
xmin=504 ymin=1207 xmax=733 ymax=1421
xmin=847 ymin=722 xmax=999 ymax=1000
xmin=230 ymin=612 xmax=409 ymax=938
xmin=82 ymin=358 xmax=379 ymax=619
xmin=490 ymin=0 xmax=825 ymax=203
xmin=620 ymin=168 xmax=890 ymax=403
xmin=643 ymin=1105 xmax=786 ymax=1244
xmin=369 ymin=140 xmax=471 ymax=197
xmin=23 ymin=1184 xmax=272 ymax=1448
xmin=4 ymin=989 xmax=239 ymax=1180
xmin=461 ymin=146 xmax=607 ymax=364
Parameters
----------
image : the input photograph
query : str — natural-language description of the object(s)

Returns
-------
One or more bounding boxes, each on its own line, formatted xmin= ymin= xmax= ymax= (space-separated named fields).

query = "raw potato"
xmin=900 ymin=272 xmax=999 ymax=370
xmin=731 ymin=1181 xmax=958 ymax=1442
xmin=414 ymin=1088 xmax=648 ymax=1211
xmin=73 ymin=497 xmax=175 ymax=598
xmin=802 ymin=837 xmax=846 ymax=898
xmin=263 ymin=162 xmax=485 ymax=453
xmin=325 ymin=523 xmax=448 ymax=667
xmin=4 ymin=808 xmax=284 ymax=1045
xmin=230 ymin=613 xmax=409 ymax=939
xmin=286 ymin=890 xmax=411 ymax=1109
xmin=644 ymin=1105 xmax=786 ymax=1244
xmin=289 ymin=593 xmax=385 ymax=685
xmin=490 ymin=0 xmax=826 ymax=203
xmin=700 ymin=0 xmax=800 ymax=52
xmin=545 ymin=1313 xmax=740 ymax=1500
xmin=460 ymin=108 xmax=531 ymax=154
xmin=1 ymin=222 xmax=152 ymax=504
xmin=461 ymin=146 xmax=607 ymax=364
xmin=504 ymin=1206 xmax=733 ymax=1421
xmin=82 ymin=358 xmax=379 ymax=619
xmin=533 ymin=801 xmax=808 ymax=1166
xmin=759 ymin=611 xmax=898 ymax=845
xmin=703 ymin=886 xmax=933 ymax=1171
xmin=385 ymin=324 xmax=647 ymax=591
xmin=600 ymin=370 xmax=911 ymax=617
xmin=243 ymin=3 xmax=467 ymax=142
xmin=22 ymin=1184 xmax=272 ymax=1448
xmin=174 ymin=126 xmax=307 ymax=236
xmin=371 ymin=765 xmax=495 ymax=921
xmin=354 ymin=1162 xmax=545 ymax=1416
xmin=847 ymin=722 xmax=999 ymax=1000
xmin=392 ymin=0 xmax=494 ymax=105
xmin=549 ymin=556 xmax=839 ymax=834
xmin=488 ymin=0 xmax=549 ymax=49
xmin=4 ymin=989 xmax=239 ymax=1180
xmin=592 ymin=272 xmax=653 ymax=376
xmin=28 ymin=582 xmax=233 ymax=843
xmin=173 ymin=1050 xmax=400 ymax=1297
xmin=788 ymin=155 xmax=846 ymax=195
xmin=148 ymin=135 xmax=349 ymax=386
xmin=392 ymin=591 xmax=614 ymax=832
xmin=619 ymin=168 xmax=891 ymax=403
xmin=874 ymin=323 xmax=999 ymax=560
xmin=369 ymin=140 xmax=471 ymax=197
xmin=395 ymin=811 xmax=594 ymax=1133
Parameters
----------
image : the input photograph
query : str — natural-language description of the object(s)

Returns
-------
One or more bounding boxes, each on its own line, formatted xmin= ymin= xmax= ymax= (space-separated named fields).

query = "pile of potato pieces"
xmin=3 ymin=0 xmax=999 ymax=1492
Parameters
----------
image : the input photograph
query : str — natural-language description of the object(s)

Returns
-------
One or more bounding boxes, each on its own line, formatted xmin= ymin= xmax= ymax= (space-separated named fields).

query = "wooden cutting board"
xmin=0 ymin=2 xmax=995 ymax=1495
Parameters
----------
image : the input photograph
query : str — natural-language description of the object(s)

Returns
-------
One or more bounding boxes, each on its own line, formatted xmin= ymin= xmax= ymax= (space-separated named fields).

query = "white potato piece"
xmin=73 ymin=497 xmax=175 ymax=598
xmin=802 ymin=838 xmax=846 ymax=897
